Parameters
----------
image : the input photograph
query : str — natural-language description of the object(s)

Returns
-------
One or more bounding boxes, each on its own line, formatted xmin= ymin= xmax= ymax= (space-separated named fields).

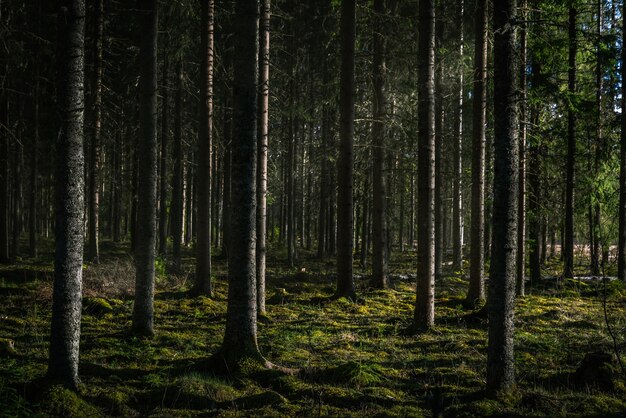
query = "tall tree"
xmin=194 ymin=0 xmax=214 ymax=296
xmin=487 ymin=0 xmax=518 ymax=395
xmin=414 ymin=0 xmax=435 ymax=330
xmin=468 ymin=0 xmax=488 ymax=305
xmin=517 ymin=0 xmax=527 ymax=296
xmin=335 ymin=0 xmax=356 ymax=300
xmin=452 ymin=0 xmax=464 ymax=271
xmin=564 ymin=6 xmax=577 ymax=279
xmin=170 ymin=59 xmax=184 ymax=269
xmin=256 ymin=0 xmax=270 ymax=315
xmin=619 ymin=0 xmax=626 ymax=282
xmin=47 ymin=0 xmax=86 ymax=389
xmin=132 ymin=0 xmax=158 ymax=337
xmin=0 ymin=81 xmax=7 ymax=263
xmin=87 ymin=0 xmax=103 ymax=263
xmin=371 ymin=0 xmax=388 ymax=289
xmin=158 ymin=56 xmax=169 ymax=256
xmin=216 ymin=0 xmax=263 ymax=367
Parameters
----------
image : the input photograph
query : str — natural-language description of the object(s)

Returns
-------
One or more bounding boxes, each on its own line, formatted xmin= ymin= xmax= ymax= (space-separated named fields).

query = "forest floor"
xmin=1 ymin=240 xmax=625 ymax=417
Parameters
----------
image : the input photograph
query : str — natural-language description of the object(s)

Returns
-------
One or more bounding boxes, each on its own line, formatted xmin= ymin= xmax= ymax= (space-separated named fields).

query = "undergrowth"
xmin=0 ymin=241 xmax=625 ymax=416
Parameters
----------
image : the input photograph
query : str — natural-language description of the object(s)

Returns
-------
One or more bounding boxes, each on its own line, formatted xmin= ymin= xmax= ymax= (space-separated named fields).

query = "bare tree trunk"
xmin=158 ymin=56 xmax=169 ymax=256
xmin=616 ymin=2 xmax=626 ymax=281
xmin=452 ymin=0 xmax=464 ymax=270
xmin=335 ymin=0 xmax=356 ymax=299
xmin=0 ymin=74 xmax=8 ymax=263
xmin=194 ymin=0 xmax=215 ymax=296
xmin=371 ymin=0 xmax=388 ymax=286
xmin=218 ymin=0 xmax=263 ymax=366
xmin=29 ymin=72 xmax=39 ymax=258
xmin=87 ymin=0 xmax=103 ymax=263
xmin=414 ymin=0 xmax=435 ymax=330
xmin=132 ymin=0 xmax=158 ymax=337
xmin=564 ymin=6 xmax=577 ymax=279
xmin=47 ymin=0 xmax=85 ymax=389
xmin=467 ymin=0 xmax=488 ymax=304
xmin=516 ymin=0 xmax=527 ymax=296
xmin=256 ymin=0 xmax=270 ymax=316
xmin=487 ymin=0 xmax=518 ymax=395
xmin=170 ymin=59 xmax=184 ymax=268
xmin=434 ymin=18 xmax=444 ymax=279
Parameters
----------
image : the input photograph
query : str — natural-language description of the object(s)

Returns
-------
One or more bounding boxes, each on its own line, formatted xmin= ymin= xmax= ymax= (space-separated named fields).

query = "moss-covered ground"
xmin=1 ymin=240 xmax=625 ymax=417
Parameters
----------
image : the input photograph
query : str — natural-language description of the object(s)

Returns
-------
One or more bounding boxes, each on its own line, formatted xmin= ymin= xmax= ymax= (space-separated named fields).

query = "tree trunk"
xmin=616 ymin=2 xmax=626 ymax=281
xmin=335 ymin=0 xmax=356 ymax=299
xmin=516 ymin=0 xmax=527 ymax=296
xmin=467 ymin=0 xmax=488 ymax=304
xmin=256 ymin=0 xmax=270 ymax=316
xmin=47 ymin=0 xmax=85 ymax=389
xmin=171 ymin=59 xmax=184 ymax=268
xmin=219 ymin=0 xmax=263 ymax=366
xmin=435 ymin=28 xmax=444 ymax=278
xmin=528 ymin=62 xmax=541 ymax=286
xmin=194 ymin=0 xmax=214 ymax=296
xmin=452 ymin=0 xmax=464 ymax=270
xmin=158 ymin=56 xmax=169 ymax=256
xmin=564 ymin=6 xmax=577 ymax=279
xmin=0 ymin=75 xmax=8 ymax=263
xmin=414 ymin=0 xmax=435 ymax=330
xmin=132 ymin=0 xmax=158 ymax=337
xmin=487 ymin=0 xmax=518 ymax=395
xmin=87 ymin=0 xmax=103 ymax=263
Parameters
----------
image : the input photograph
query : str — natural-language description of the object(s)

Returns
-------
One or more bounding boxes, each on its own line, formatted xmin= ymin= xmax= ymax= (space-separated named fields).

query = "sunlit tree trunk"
xmin=256 ymin=0 xmax=270 ymax=315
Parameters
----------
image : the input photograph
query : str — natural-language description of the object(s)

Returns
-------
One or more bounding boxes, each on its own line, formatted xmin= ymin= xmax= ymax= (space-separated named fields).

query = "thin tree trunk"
xmin=516 ymin=0 xmax=527 ymax=296
xmin=29 ymin=72 xmax=38 ymax=258
xmin=414 ymin=0 xmax=435 ymax=330
xmin=619 ymin=0 xmax=626 ymax=282
xmin=564 ymin=6 xmax=577 ymax=279
xmin=87 ymin=0 xmax=103 ymax=263
xmin=171 ymin=59 xmax=184 ymax=268
xmin=194 ymin=0 xmax=214 ymax=296
xmin=452 ymin=0 xmax=464 ymax=270
xmin=487 ymin=0 xmax=518 ymax=395
xmin=371 ymin=0 xmax=387 ymax=287
xmin=335 ymin=0 xmax=356 ymax=299
xmin=468 ymin=0 xmax=488 ymax=304
xmin=256 ymin=0 xmax=270 ymax=316
xmin=47 ymin=0 xmax=85 ymax=389
xmin=132 ymin=0 xmax=158 ymax=337
xmin=158 ymin=56 xmax=169 ymax=256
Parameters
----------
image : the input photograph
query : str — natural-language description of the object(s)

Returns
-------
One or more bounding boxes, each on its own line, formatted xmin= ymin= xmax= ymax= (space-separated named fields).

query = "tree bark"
xmin=171 ymin=59 xmax=184 ymax=268
xmin=564 ymin=6 xmax=577 ymax=279
xmin=158 ymin=56 xmax=169 ymax=256
xmin=414 ymin=0 xmax=435 ymax=330
xmin=452 ymin=0 xmax=464 ymax=271
xmin=335 ymin=0 xmax=356 ymax=300
xmin=516 ymin=0 xmax=527 ymax=296
xmin=194 ymin=0 xmax=214 ymax=296
xmin=487 ymin=0 xmax=518 ymax=395
xmin=617 ymin=2 xmax=626 ymax=281
xmin=468 ymin=0 xmax=488 ymax=304
xmin=256 ymin=0 xmax=270 ymax=315
xmin=47 ymin=0 xmax=85 ymax=389
xmin=132 ymin=0 xmax=158 ymax=337
xmin=87 ymin=0 xmax=103 ymax=263
xmin=219 ymin=0 xmax=262 ymax=365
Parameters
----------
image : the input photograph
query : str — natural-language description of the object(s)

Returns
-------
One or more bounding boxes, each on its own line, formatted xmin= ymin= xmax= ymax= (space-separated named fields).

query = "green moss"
xmin=40 ymin=385 xmax=102 ymax=417
xmin=83 ymin=297 xmax=113 ymax=316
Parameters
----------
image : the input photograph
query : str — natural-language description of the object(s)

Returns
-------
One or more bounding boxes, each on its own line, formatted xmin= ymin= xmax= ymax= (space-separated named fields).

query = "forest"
xmin=1 ymin=0 xmax=626 ymax=416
